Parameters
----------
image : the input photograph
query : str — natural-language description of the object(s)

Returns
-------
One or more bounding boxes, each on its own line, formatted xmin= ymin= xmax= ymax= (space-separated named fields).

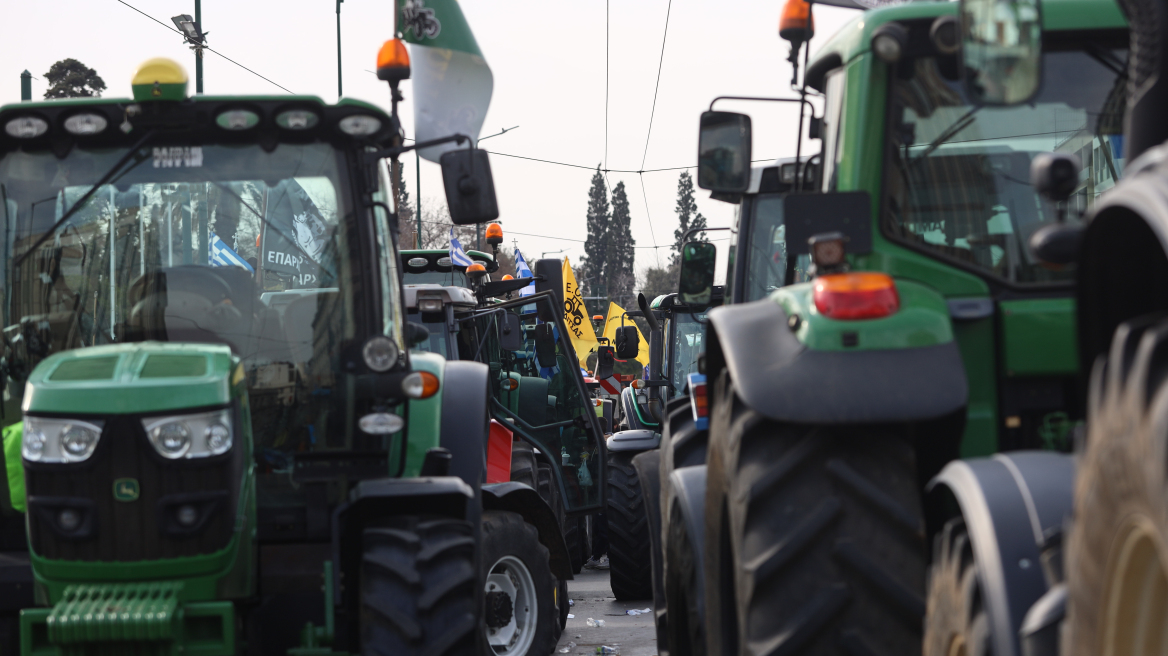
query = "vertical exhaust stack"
xmin=1119 ymin=0 xmax=1168 ymax=161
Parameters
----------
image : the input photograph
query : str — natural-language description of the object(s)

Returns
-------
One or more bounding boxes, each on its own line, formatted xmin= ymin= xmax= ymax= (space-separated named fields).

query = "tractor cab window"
xmin=741 ymin=195 xmax=812 ymax=302
xmin=882 ymin=37 xmax=1127 ymax=284
xmin=0 ymin=142 xmax=387 ymax=470
xmin=667 ymin=310 xmax=708 ymax=396
xmin=472 ymin=295 xmax=605 ymax=513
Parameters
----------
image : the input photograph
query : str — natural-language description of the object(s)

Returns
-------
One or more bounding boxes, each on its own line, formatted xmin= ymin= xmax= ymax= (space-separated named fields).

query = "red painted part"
xmin=616 ymin=374 xmax=636 ymax=382
xmin=486 ymin=420 xmax=513 ymax=483
xmin=599 ymin=377 xmax=621 ymax=395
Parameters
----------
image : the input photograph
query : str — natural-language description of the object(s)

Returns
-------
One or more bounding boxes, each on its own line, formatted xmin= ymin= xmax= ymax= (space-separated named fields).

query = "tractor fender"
xmin=704 ymin=298 xmax=967 ymax=424
xmin=926 ymin=452 xmax=1075 ymax=656
xmin=666 ymin=465 xmax=707 ymax=624
xmin=333 ymin=476 xmax=476 ymax=609
xmin=1079 ymin=145 xmax=1168 ymax=369
xmin=607 ymin=429 xmax=660 ymax=453
xmin=482 ymin=482 xmax=573 ymax=580
xmin=439 ymin=360 xmax=491 ymax=489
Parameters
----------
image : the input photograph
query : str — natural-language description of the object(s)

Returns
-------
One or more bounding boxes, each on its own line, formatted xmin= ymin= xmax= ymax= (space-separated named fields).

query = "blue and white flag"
xmin=209 ymin=232 xmax=254 ymax=272
xmin=515 ymin=249 xmax=535 ymax=297
xmin=449 ymin=228 xmax=474 ymax=267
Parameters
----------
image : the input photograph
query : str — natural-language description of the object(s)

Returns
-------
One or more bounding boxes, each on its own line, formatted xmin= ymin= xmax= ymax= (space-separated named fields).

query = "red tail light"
xmin=813 ymin=272 xmax=899 ymax=320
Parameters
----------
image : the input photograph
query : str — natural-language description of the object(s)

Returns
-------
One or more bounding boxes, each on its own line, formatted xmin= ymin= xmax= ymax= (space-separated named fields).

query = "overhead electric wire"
xmin=113 ymin=0 xmax=295 ymax=94
xmin=488 ymin=151 xmax=779 ymax=174
xmin=640 ymin=0 xmax=673 ymax=171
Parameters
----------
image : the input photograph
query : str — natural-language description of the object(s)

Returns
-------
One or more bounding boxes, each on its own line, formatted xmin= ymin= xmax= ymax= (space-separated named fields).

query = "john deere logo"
xmin=113 ymin=478 xmax=140 ymax=502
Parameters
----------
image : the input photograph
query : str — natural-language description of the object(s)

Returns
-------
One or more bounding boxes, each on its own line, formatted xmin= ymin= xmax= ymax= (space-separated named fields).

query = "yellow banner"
xmin=602 ymin=302 xmax=650 ymax=367
xmin=562 ymin=258 xmax=599 ymax=368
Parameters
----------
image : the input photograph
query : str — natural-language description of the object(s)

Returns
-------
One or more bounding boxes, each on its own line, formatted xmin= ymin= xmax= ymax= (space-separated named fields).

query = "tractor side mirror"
xmin=1029 ymin=223 xmax=1084 ymax=266
xmin=534 ymin=323 xmax=557 ymax=368
xmin=678 ymin=241 xmax=718 ymax=310
xmin=440 ymin=149 xmax=500 ymax=225
xmin=1030 ymin=152 xmax=1082 ymax=204
xmin=697 ymin=111 xmax=752 ymax=193
xmin=533 ymin=259 xmax=564 ymax=323
xmin=615 ymin=325 xmax=640 ymax=359
xmin=595 ymin=345 xmax=616 ymax=381
xmin=960 ymin=0 xmax=1042 ymax=105
xmin=499 ymin=313 xmax=523 ymax=352
xmin=406 ymin=322 xmax=430 ymax=347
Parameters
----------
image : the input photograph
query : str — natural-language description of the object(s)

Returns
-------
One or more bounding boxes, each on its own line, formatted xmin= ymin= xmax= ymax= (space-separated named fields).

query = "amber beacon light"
xmin=376 ymin=39 xmax=411 ymax=82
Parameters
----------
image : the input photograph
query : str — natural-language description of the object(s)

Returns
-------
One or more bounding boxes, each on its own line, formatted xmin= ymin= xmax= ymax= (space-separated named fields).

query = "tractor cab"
xmin=0 ymin=55 xmax=504 ymax=655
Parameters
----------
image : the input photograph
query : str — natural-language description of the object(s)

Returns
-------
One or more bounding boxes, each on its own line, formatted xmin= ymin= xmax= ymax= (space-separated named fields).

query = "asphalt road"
xmin=556 ymin=568 xmax=657 ymax=656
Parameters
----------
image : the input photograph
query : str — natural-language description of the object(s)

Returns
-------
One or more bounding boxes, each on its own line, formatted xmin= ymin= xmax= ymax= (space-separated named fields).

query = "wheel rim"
xmin=1101 ymin=516 xmax=1168 ymax=656
xmin=485 ymin=555 xmax=538 ymax=656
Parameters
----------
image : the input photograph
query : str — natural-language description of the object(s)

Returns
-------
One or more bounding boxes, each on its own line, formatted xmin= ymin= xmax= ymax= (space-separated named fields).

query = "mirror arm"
xmin=364 ymin=133 xmax=472 ymax=162
xmin=682 ymin=225 xmax=731 ymax=243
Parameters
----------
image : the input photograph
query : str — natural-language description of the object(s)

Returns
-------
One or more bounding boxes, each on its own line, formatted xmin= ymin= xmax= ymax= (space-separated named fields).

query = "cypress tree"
xmin=672 ymin=171 xmax=707 ymax=265
xmin=607 ymin=181 xmax=636 ymax=304
xmin=581 ymin=166 xmax=611 ymax=297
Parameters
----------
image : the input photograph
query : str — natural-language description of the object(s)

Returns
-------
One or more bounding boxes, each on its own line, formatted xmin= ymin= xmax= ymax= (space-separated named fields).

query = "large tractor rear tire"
xmin=564 ymin=515 xmax=588 ymax=574
xmin=665 ymin=480 xmax=705 ymax=656
xmin=704 ymin=375 xmax=926 ymax=656
xmin=1065 ymin=317 xmax=1168 ymax=656
xmin=923 ymin=517 xmax=990 ymax=656
xmin=481 ymin=510 xmax=558 ymax=656
xmin=360 ymin=516 xmax=477 ymax=656
xmin=608 ymin=451 xmax=654 ymax=600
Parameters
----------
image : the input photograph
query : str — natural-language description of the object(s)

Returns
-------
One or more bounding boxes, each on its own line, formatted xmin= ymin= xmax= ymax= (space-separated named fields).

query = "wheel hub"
xmin=485 ymin=590 xmax=514 ymax=628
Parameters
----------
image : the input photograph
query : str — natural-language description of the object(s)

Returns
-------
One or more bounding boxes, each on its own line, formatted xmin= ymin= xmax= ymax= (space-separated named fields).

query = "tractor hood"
xmin=23 ymin=342 xmax=237 ymax=416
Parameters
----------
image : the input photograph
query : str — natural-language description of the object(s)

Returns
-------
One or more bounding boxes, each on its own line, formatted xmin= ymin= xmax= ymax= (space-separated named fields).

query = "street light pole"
xmin=194 ymin=0 xmax=203 ymax=94
xmin=336 ymin=0 xmax=344 ymax=98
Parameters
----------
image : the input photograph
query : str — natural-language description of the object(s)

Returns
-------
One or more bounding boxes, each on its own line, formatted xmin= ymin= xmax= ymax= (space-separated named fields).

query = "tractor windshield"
xmin=882 ymin=36 xmax=1127 ymax=284
xmin=740 ymin=194 xmax=813 ymax=302
xmin=0 ymin=142 xmax=397 ymax=457
xmin=665 ymin=310 xmax=709 ymax=397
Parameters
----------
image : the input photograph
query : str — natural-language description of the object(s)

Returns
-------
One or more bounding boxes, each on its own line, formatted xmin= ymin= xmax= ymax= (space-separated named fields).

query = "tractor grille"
xmin=24 ymin=413 xmax=240 ymax=562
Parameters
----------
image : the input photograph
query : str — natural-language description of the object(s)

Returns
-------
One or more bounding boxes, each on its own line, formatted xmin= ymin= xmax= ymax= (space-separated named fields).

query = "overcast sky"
xmin=1 ymin=0 xmax=857 ymax=280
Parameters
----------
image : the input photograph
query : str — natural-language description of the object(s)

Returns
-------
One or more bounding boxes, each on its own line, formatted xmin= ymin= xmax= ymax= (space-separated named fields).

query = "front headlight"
xmin=143 ymin=409 xmax=233 ymax=460
xmin=22 ymin=417 xmax=104 ymax=463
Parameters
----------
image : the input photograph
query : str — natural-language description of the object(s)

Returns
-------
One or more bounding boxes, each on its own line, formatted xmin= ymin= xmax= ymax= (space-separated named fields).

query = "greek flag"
xmin=449 ymin=229 xmax=475 ymax=268
xmin=515 ymin=249 xmax=535 ymax=297
xmin=209 ymin=232 xmax=254 ymax=272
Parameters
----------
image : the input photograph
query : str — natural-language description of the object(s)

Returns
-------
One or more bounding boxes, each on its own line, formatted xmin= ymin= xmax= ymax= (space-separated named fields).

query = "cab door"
xmin=468 ymin=292 xmax=606 ymax=514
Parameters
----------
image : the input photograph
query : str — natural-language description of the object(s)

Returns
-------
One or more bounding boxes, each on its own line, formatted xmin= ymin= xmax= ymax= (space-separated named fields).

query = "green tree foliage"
xmin=581 ymin=166 xmax=611 ymax=297
xmin=672 ymin=171 xmax=707 ymax=266
xmin=640 ymin=263 xmax=679 ymax=300
xmin=607 ymin=181 xmax=636 ymax=305
xmin=43 ymin=59 xmax=106 ymax=99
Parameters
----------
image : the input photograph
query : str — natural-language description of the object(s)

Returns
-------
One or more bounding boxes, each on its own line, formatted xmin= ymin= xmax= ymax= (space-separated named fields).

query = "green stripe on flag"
xmin=399 ymin=0 xmax=483 ymax=57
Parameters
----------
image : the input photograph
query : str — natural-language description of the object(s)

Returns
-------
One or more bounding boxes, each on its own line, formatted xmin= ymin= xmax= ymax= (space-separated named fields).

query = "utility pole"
xmin=336 ymin=0 xmax=344 ymax=98
xmin=194 ymin=0 xmax=203 ymax=93
xmin=416 ymin=149 xmax=422 ymax=248
xmin=20 ymin=71 xmax=31 ymax=101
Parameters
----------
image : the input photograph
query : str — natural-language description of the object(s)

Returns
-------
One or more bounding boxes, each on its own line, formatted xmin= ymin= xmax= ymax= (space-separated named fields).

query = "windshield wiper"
xmin=911 ymin=107 xmax=980 ymax=165
xmin=14 ymin=129 xmax=156 ymax=269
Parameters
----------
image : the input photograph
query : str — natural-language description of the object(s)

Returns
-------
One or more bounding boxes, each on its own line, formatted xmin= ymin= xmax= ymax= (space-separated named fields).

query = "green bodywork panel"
xmin=952 ymin=314 xmax=1000 ymax=457
xmin=398 ymin=352 xmax=445 ymax=477
xmin=22 ymin=583 xmax=235 ymax=656
xmin=26 ymin=342 xmax=257 ymax=607
xmin=774 ymin=280 xmax=953 ymax=351
xmin=23 ymin=343 xmax=236 ymax=416
xmin=4 ymin=422 xmax=23 ymax=512
xmin=1000 ymin=299 xmax=1079 ymax=376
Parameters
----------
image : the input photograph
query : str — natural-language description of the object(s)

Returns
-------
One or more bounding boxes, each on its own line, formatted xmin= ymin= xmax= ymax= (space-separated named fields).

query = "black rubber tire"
xmin=557 ymin=578 xmax=570 ymax=632
xmin=703 ymin=373 xmax=927 ymax=656
xmin=633 ymin=449 xmax=668 ymax=656
xmin=665 ymin=481 xmax=705 ymax=656
xmin=360 ymin=516 xmax=477 ymax=656
xmin=1065 ymin=316 xmax=1168 ymax=656
xmin=608 ymin=451 xmax=654 ymax=600
xmin=510 ymin=441 xmax=539 ymax=489
xmin=923 ymin=517 xmax=990 ymax=656
xmin=480 ymin=510 xmax=559 ymax=656
xmin=564 ymin=515 xmax=584 ymax=574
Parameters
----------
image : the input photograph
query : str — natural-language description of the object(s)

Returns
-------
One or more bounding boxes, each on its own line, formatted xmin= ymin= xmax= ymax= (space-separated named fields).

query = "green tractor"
xmin=0 ymin=45 xmax=585 ymax=656
xmin=645 ymin=0 xmax=1129 ymax=654
xmin=401 ymin=248 xmax=496 ymax=287
xmin=400 ymin=250 xmax=609 ymax=578
xmin=916 ymin=0 xmax=1168 ymax=653
xmin=604 ymin=287 xmax=724 ymax=602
